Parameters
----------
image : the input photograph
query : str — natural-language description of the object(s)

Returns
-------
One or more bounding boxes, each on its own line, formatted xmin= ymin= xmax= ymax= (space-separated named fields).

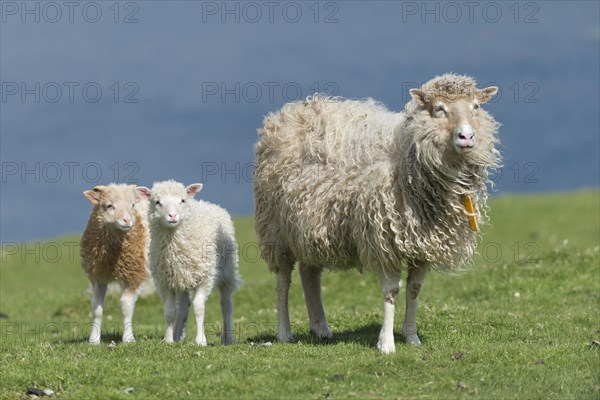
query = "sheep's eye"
xmin=131 ymin=203 xmax=135 ymax=208
xmin=106 ymin=204 xmax=114 ymax=210
xmin=181 ymin=199 xmax=186 ymax=204
xmin=434 ymin=105 xmax=447 ymax=117
xmin=155 ymin=200 xmax=161 ymax=206
xmin=473 ymin=103 xmax=480 ymax=110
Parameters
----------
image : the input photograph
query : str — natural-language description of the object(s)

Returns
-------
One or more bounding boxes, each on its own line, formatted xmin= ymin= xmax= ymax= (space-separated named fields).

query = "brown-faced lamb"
xmin=80 ymin=184 xmax=150 ymax=344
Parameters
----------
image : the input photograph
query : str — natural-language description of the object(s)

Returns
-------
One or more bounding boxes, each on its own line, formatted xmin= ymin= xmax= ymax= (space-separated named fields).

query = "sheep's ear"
xmin=83 ymin=186 xmax=106 ymax=205
xmin=409 ymin=89 xmax=428 ymax=106
xmin=478 ymin=86 xmax=498 ymax=104
xmin=135 ymin=186 xmax=151 ymax=203
xmin=186 ymin=183 xmax=203 ymax=199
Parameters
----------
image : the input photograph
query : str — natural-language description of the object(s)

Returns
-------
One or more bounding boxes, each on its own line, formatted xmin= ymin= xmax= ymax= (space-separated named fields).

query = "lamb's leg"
xmin=163 ymin=290 xmax=176 ymax=343
xmin=192 ymin=286 xmax=210 ymax=346
xmin=401 ymin=264 xmax=429 ymax=345
xmin=377 ymin=272 xmax=401 ymax=354
xmin=275 ymin=267 xmax=294 ymax=342
xmin=120 ymin=286 xmax=139 ymax=343
xmin=219 ymin=286 xmax=235 ymax=345
xmin=299 ymin=263 xmax=332 ymax=339
xmin=173 ymin=292 xmax=190 ymax=342
xmin=89 ymin=281 xmax=108 ymax=345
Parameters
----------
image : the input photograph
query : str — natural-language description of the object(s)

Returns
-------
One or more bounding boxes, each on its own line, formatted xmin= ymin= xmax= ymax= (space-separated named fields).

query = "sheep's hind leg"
xmin=377 ymin=272 xmax=401 ymax=354
xmin=219 ymin=286 xmax=235 ymax=345
xmin=120 ymin=286 xmax=139 ymax=343
xmin=163 ymin=290 xmax=176 ymax=343
xmin=192 ymin=286 xmax=210 ymax=346
xmin=275 ymin=265 xmax=294 ymax=342
xmin=173 ymin=292 xmax=190 ymax=342
xmin=401 ymin=263 xmax=429 ymax=345
xmin=89 ymin=281 xmax=108 ymax=345
xmin=299 ymin=263 xmax=332 ymax=339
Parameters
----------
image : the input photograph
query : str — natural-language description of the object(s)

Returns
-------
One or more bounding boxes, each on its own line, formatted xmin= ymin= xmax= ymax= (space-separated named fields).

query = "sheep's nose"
xmin=122 ymin=217 xmax=132 ymax=225
xmin=458 ymin=124 xmax=475 ymax=140
xmin=168 ymin=213 xmax=177 ymax=219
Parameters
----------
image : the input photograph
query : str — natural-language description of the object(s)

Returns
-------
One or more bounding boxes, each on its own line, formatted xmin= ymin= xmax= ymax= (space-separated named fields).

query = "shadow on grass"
xmin=54 ymin=331 xmax=165 ymax=345
xmin=246 ymin=323 xmax=427 ymax=350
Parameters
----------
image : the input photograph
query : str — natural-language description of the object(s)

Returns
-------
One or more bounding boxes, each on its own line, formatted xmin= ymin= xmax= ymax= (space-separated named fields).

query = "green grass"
xmin=1 ymin=191 xmax=599 ymax=399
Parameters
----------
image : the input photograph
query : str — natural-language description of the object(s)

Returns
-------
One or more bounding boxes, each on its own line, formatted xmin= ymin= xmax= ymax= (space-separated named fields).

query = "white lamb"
xmin=254 ymin=73 xmax=501 ymax=353
xmin=137 ymin=180 xmax=241 ymax=346
xmin=80 ymin=184 xmax=150 ymax=344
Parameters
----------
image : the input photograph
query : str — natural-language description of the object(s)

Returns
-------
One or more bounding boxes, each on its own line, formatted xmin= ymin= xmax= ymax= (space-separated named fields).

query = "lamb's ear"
xmin=478 ymin=86 xmax=498 ymax=104
xmin=135 ymin=186 xmax=151 ymax=203
xmin=409 ymin=89 xmax=428 ymax=106
xmin=83 ymin=186 xmax=106 ymax=205
xmin=186 ymin=183 xmax=203 ymax=199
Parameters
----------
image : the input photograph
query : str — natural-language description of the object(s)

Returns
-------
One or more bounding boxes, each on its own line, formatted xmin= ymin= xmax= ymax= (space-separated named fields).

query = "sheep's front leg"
xmin=174 ymin=292 xmax=190 ymax=342
xmin=120 ymin=287 xmax=139 ymax=343
xmin=192 ymin=287 xmax=209 ymax=346
xmin=275 ymin=267 xmax=294 ymax=342
xmin=377 ymin=272 xmax=400 ymax=354
xmin=299 ymin=263 xmax=332 ymax=339
xmin=89 ymin=281 xmax=108 ymax=345
xmin=163 ymin=291 xmax=176 ymax=343
xmin=401 ymin=264 xmax=428 ymax=345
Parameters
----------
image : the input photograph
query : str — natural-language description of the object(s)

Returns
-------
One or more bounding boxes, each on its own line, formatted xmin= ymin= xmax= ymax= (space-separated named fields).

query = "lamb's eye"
xmin=473 ymin=103 xmax=480 ymax=110
xmin=155 ymin=200 xmax=161 ymax=206
xmin=181 ymin=199 xmax=186 ymax=204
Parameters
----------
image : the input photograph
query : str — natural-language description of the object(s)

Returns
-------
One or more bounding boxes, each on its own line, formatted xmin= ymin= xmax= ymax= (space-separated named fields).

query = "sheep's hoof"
xmin=377 ymin=339 xmax=396 ymax=354
xmin=277 ymin=333 xmax=294 ymax=343
xmin=403 ymin=334 xmax=421 ymax=345
xmin=222 ymin=335 xmax=235 ymax=345
xmin=195 ymin=337 xmax=208 ymax=346
xmin=122 ymin=336 xmax=136 ymax=344
xmin=89 ymin=338 xmax=101 ymax=345
xmin=309 ymin=328 xmax=333 ymax=341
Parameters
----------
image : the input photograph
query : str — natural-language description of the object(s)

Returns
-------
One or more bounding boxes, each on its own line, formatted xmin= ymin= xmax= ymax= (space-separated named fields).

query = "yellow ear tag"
xmin=463 ymin=195 xmax=478 ymax=232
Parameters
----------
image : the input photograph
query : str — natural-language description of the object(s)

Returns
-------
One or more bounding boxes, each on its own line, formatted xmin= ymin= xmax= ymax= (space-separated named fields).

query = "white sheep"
xmin=253 ymin=73 xmax=501 ymax=353
xmin=137 ymin=180 xmax=241 ymax=346
xmin=80 ymin=184 xmax=150 ymax=344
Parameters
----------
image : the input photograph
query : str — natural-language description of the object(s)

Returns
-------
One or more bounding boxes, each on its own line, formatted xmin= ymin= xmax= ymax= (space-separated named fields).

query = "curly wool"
xmin=254 ymin=74 xmax=500 ymax=274
xmin=80 ymin=184 xmax=149 ymax=290
xmin=148 ymin=181 xmax=241 ymax=293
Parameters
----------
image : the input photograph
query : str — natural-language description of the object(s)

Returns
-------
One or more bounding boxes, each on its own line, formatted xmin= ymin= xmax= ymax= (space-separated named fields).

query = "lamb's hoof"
xmin=195 ymin=338 xmax=208 ymax=346
xmin=122 ymin=336 xmax=136 ymax=344
xmin=377 ymin=339 xmax=396 ymax=354
xmin=89 ymin=338 xmax=101 ymax=345
xmin=403 ymin=334 xmax=421 ymax=345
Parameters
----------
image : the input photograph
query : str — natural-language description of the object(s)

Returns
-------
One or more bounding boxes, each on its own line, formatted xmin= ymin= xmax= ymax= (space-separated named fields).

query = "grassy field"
xmin=1 ymin=191 xmax=598 ymax=399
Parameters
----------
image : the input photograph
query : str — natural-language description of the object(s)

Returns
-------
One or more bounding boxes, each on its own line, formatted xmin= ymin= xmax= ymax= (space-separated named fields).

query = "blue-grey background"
xmin=1 ymin=1 xmax=599 ymax=242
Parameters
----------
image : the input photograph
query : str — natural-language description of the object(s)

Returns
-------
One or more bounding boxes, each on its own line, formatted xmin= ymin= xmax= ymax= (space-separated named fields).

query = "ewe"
xmin=80 ymin=184 xmax=150 ymax=344
xmin=253 ymin=73 xmax=501 ymax=353
xmin=138 ymin=181 xmax=241 ymax=346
